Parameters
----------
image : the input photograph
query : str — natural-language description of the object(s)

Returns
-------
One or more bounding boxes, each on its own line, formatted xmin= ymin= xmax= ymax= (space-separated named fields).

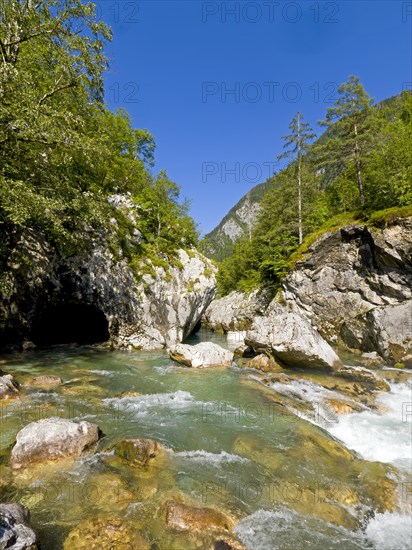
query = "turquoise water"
xmin=0 ymin=330 xmax=411 ymax=549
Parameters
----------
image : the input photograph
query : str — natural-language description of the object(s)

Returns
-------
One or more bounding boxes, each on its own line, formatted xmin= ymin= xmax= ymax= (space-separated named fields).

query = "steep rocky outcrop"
xmin=204 ymin=218 xmax=412 ymax=367
xmin=202 ymin=289 xmax=271 ymax=332
xmin=0 ymin=196 xmax=217 ymax=351
xmin=201 ymin=181 xmax=272 ymax=261
xmin=283 ymin=220 xmax=412 ymax=365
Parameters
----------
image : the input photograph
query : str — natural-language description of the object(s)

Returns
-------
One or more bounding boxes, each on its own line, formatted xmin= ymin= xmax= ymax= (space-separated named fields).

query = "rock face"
xmin=283 ymin=220 xmax=412 ymax=365
xmin=168 ymin=342 xmax=234 ymax=368
xmin=202 ymin=290 xmax=270 ymax=332
xmin=0 ymin=503 xmax=38 ymax=549
xmin=0 ymin=374 xmax=19 ymax=400
xmin=246 ymin=307 xmax=342 ymax=371
xmin=11 ymin=417 xmax=100 ymax=469
xmin=0 ymin=197 xmax=217 ymax=351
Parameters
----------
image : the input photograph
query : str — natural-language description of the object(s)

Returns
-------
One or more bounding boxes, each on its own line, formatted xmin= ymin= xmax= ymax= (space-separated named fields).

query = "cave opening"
xmin=32 ymin=303 xmax=110 ymax=346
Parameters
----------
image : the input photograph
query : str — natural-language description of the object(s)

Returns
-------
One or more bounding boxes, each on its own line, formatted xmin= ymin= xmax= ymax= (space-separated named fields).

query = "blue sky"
xmin=99 ymin=0 xmax=412 ymax=235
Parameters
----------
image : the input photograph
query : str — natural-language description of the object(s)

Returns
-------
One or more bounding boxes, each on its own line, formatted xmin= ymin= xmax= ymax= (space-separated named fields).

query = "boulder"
xmin=11 ymin=417 xmax=100 ymax=469
xmin=246 ymin=309 xmax=342 ymax=371
xmin=0 ymin=374 xmax=19 ymax=400
xmin=247 ymin=354 xmax=284 ymax=373
xmin=112 ymin=438 xmax=165 ymax=466
xmin=202 ymin=290 xmax=270 ymax=332
xmin=0 ymin=503 xmax=38 ymax=549
xmin=165 ymin=501 xmax=234 ymax=533
xmin=169 ymin=342 xmax=234 ymax=368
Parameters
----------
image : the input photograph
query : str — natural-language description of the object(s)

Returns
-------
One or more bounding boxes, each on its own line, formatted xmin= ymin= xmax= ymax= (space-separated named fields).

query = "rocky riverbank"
xmin=203 ymin=217 xmax=412 ymax=367
xmin=0 ymin=196 xmax=217 ymax=352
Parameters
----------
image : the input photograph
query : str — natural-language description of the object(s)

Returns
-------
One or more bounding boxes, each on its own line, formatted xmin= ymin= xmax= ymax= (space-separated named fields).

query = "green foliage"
xmin=0 ymin=0 xmax=198 ymax=274
xmin=216 ymin=79 xmax=412 ymax=296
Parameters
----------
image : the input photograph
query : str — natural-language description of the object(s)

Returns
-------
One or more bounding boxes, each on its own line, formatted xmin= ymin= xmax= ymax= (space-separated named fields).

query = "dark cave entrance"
xmin=32 ymin=303 xmax=110 ymax=346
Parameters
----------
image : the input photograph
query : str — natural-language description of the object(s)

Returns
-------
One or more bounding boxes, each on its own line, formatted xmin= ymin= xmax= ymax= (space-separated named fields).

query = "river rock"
xmin=336 ymin=365 xmax=390 ymax=391
xmin=168 ymin=342 xmax=234 ymax=368
xmin=0 ymin=374 xmax=19 ymax=400
xmin=10 ymin=417 xmax=100 ymax=469
xmin=165 ymin=501 xmax=234 ymax=533
xmin=64 ymin=516 xmax=150 ymax=550
xmin=246 ymin=353 xmax=284 ymax=373
xmin=112 ymin=438 xmax=165 ymax=466
xmin=246 ymin=308 xmax=342 ymax=371
xmin=0 ymin=503 xmax=38 ymax=549
xmin=24 ymin=375 xmax=63 ymax=387
xmin=202 ymin=289 xmax=271 ymax=331
xmin=282 ymin=220 xmax=412 ymax=365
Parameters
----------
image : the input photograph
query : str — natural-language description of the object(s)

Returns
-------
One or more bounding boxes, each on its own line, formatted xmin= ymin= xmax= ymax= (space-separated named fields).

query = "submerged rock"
xmin=246 ymin=309 xmax=342 ymax=371
xmin=11 ymin=417 xmax=100 ymax=469
xmin=112 ymin=438 xmax=166 ymax=467
xmin=0 ymin=374 xmax=19 ymax=400
xmin=0 ymin=503 xmax=38 ymax=549
xmin=165 ymin=500 xmax=235 ymax=533
xmin=24 ymin=375 xmax=63 ymax=387
xmin=336 ymin=365 xmax=390 ymax=391
xmin=168 ymin=342 xmax=234 ymax=368
xmin=64 ymin=516 xmax=150 ymax=550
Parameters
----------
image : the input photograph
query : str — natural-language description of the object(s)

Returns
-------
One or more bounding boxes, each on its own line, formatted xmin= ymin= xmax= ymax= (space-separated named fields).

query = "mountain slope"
xmin=200 ymin=181 xmax=273 ymax=261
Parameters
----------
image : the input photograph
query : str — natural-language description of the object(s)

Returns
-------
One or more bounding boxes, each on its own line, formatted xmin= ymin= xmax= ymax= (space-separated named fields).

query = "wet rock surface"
xmin=11 ymin=418 xmax=101 ymax=469
xmin=0 ymin=503 xmax=38 ymax=549
xmin=169 ymin=342 xmax=234 ymax=368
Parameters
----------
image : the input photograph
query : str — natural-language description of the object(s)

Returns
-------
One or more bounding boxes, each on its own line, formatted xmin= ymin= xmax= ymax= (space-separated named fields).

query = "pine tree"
xmin=277 ymin=113 xmax=315 ymax=244
xmin=317 ymin=75 xmax=373 ymax=206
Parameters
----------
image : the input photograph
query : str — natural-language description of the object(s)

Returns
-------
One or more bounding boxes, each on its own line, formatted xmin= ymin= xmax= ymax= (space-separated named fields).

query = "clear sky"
xmin=98 ymin=0 xmax=412 ymax=235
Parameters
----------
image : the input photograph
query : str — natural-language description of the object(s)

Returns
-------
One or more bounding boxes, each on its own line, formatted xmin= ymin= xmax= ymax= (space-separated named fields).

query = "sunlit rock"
xmin=11 ymin=417 xmax=101 ymax=470
xmin=0 ymin=503 xmax=38 ymax=549
xmin=168 ymin=342 xmax=234 ymax=368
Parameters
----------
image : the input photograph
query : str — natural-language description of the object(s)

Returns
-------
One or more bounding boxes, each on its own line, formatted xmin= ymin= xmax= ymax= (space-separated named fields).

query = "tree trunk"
xmin=297 ymin=114 xmax=303 ymax=245
xmin=353 ymin=123 xmax=365 ymax=206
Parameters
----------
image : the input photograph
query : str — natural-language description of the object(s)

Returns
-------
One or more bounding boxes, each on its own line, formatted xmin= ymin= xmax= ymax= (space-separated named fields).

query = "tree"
xmin=317 ymin=75 xmax=373 ymax=206
xmin=277 ymin=112 xmax=315 ymax=244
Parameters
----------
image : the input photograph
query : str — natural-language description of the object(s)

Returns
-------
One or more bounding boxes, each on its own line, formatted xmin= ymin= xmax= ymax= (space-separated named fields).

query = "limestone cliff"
xmin=0 ymin=199 xmax=217 ymax=351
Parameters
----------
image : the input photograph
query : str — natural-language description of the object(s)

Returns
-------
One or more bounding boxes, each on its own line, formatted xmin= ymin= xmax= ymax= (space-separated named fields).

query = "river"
xmin=0 ymin=329 xmax=411 ymax=549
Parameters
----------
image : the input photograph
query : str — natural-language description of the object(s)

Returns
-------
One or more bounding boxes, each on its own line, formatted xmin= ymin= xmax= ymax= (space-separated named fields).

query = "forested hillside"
xmin=200 ymin=181 xmax=272 ymax=261
xmin=216 ymin=82 xmax=412 ymax=296
xmin=0 ymin=0 xmax=198 ymax=294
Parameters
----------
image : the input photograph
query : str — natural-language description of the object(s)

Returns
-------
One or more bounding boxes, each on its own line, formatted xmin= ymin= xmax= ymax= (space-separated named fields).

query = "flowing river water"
xmin=0 ymin=329 xmax=411 ymax=549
